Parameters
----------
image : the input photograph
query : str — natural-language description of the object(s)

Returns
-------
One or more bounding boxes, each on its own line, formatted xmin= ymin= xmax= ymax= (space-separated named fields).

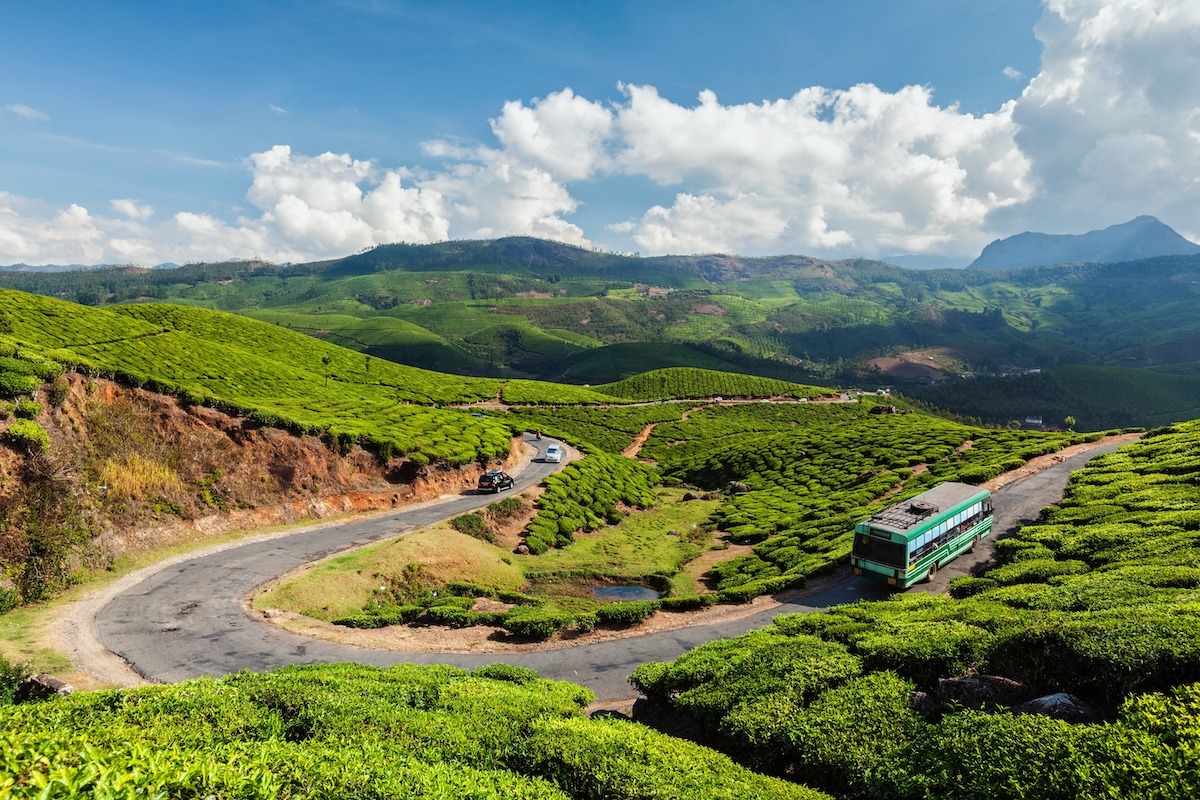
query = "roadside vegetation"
xmin=632 ymin=421 xmax=1200 ymax=798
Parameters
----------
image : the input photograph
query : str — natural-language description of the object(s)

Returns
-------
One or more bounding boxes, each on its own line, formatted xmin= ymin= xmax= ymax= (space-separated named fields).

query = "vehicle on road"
xmin=850 ymin=482 xmax=993 ymax=588
xmin=477 ymin=470 xmax=515 ymax=493
xmin=543 ymin=444 xmax=562 ymax=463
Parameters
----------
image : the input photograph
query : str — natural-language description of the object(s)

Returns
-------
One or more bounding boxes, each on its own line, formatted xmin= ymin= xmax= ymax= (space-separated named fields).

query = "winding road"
xmin=88 ymin=435 xmax=1133 ymax=702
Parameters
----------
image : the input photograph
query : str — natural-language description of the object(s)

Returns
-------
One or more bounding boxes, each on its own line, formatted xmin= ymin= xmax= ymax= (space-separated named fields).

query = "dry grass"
xmin=257 ymin=525 xmax=526 ymax=621
xmin=98 ymin=454 xmax=183 ymax=502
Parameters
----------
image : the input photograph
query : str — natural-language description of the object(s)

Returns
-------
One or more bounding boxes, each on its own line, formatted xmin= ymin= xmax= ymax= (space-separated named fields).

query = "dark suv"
xmin=477 ymin=470 xmax=515 ymax=493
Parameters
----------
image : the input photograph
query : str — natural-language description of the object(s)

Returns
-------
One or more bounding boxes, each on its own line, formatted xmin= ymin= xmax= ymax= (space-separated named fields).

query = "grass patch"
xmin=258 ymin=525 xmax=526 ymax=621
xmin=262 ymin=488 xmax=722 ymax=625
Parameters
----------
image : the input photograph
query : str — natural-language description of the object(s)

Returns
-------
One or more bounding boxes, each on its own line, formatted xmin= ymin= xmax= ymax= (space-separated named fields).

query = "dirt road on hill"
xmin=66 ymin=432 xmax=1137 ymax=701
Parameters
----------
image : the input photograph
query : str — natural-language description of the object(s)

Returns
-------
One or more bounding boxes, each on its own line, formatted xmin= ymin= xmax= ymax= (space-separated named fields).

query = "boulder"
xmin=15 ymin=673 xmax=74 ymax=702
xmin=935 ymin=674 xmax=1031 ymax=709
xmin=1014 ymin=692 xmax=1101 ymax=723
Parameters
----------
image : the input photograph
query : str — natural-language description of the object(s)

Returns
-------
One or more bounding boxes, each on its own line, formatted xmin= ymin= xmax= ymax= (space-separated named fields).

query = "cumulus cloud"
xmin=110 ymin=199 xmax=154 ymax=220
xmin=611 ymin=84 xmax=1031 ymax=255
xmin=1004 ymin=0 xmax=1200 ymax=236
xmin=5 ymin=103 xmax=49 ymax=121
xmin=490 ymin=88 xmax=614 ymax=181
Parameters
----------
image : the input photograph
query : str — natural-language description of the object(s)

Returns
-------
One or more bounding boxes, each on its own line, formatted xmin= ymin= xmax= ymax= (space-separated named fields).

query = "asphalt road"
xmin=95 ymin=436 xmax=1132 ymax=701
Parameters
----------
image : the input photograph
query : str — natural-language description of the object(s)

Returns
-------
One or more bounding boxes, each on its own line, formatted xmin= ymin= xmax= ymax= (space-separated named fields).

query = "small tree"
xmin=1064 ymin=415 xmax=1077 ymax=431
xmin=321 ymin=355 xmax=333 ymax=387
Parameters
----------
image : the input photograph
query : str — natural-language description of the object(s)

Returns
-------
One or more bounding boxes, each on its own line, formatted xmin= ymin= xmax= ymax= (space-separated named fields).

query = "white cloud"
xmin=268 ymin=104 xmax=289 ymax=115
xmin=490 ymin=88 xmax=614 ymax=181
xmin=612 ymin=84 xmax=1031 ymax=255
xmin=110 ymin=199 xmax=154 ymax=220
xmin=5 ymin=103 xmax=49 ymax=122
xmin=1002 ymin=66 xmax=1025 ymax=81
xmin=1004 ymin=0 xmax=1200 ymax=235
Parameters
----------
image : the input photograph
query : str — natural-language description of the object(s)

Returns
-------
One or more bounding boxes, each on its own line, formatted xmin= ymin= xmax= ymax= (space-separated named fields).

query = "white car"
xmin=544 ymin=444 xmax=563 ymax=463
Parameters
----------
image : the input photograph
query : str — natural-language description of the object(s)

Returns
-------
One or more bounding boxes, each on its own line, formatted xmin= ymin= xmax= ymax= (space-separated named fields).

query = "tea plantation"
xmin=0 ymin=663 xmax=828 ymax=799
xmin=632 ymin=420 xmax=1200 ymax=799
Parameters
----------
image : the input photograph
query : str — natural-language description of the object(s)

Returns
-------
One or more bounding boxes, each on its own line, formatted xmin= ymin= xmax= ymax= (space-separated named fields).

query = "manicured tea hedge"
xmin=0 ymin=663 xmax=829 ymax=799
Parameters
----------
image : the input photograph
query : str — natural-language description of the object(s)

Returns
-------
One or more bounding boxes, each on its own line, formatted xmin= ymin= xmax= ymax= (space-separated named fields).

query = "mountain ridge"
xmin=969 ymin=215 xmax=1200 ymax=269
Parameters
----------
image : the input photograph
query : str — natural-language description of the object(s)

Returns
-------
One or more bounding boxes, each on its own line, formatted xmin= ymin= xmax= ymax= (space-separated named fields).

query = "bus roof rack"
xmin=870 ymin=500 xmax=940 ymax=530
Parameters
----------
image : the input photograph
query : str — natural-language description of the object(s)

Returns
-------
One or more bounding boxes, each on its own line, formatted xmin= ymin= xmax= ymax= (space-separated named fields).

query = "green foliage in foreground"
xmin=0 ymin=663 xmax=827 ymax=800
xmin=599 ymin=367 xmax=828 ymax=402
xmin=1 ymin=419 xmax=50 ymax=454
xmin=635 ymin=422 xmax=1200 ymax=799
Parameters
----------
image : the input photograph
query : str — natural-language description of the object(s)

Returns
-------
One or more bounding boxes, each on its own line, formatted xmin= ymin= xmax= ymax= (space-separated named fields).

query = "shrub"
xmin=424 ymin=606 xmax=475 ymax=628
xmin=332 ymin=614 xmax=390 ymax=629
xmin=451 ymin=512 xmax=488 ymax=538
xmin=445 ymin=581 xmax=496 ymax=598
xmin=659 ymin=594 xmax=717 ymax=612
xmin=2 ymin=419 xmax=50 ymax=454
xmin=470 ymin=664 xmax=542 ymax=685
xmin=0 ymin=371 xmax=40 ymax=399
xmin=0 ymin=655 xmax=29 ymax=704
xmin=518 ymin=716 xmax=826 ymax=800
xmin=13 ymin=398 xmax=40 ymax=419
xmin=503 ymin=610 xmax=574 ymax=640
xmin=487 ymin=496 xmax=525 ymax=520
xmin=948 ymin=576 xmax=999 ymax=598
xmin=595 ymin=600 xmax=660 ymax=626
xmin=853 ymin=620 xmax=993 ymax=688
xmin=47 ymin=377 xmax=70 ymax=407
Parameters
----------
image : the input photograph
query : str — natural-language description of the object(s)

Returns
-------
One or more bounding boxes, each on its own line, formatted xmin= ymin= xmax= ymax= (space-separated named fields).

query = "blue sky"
xmin=2 ymin=1 xmax=1196 ymax=266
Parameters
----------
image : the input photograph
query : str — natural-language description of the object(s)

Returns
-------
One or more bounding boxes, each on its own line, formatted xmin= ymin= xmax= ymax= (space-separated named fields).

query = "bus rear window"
xmin=852 ymin=534 xmax=906 ymax=568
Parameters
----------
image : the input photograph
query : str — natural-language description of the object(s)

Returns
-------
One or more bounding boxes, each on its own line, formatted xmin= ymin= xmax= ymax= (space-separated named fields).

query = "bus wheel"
xmin=926 ymin=562 xmax=938 ymax=583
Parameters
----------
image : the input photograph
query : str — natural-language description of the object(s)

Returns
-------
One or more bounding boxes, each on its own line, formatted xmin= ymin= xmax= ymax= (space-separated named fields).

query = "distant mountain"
xmin=969 ymin=215 xmax=1200 ymax=269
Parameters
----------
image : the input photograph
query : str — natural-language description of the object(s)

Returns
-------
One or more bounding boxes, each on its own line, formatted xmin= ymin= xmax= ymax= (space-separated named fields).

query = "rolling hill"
xmin=2 ymin=238 xmax=1200 ymax=427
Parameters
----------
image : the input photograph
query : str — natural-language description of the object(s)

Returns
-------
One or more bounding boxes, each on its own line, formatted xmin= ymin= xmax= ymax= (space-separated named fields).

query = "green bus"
xmin=850 ymin=482 xmax=993 ymax=588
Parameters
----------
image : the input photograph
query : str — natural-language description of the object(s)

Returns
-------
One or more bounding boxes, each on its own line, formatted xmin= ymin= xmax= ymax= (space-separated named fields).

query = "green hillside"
xmin=0 ymin=288 xmax=511 ymax=465
xmin=6 ymin=241 xmax=1199 ymax=408
xmin=912 ymin=364 xmax=1200 ymax=430
xmin=599 ymin=367 xmax=828 ymax=402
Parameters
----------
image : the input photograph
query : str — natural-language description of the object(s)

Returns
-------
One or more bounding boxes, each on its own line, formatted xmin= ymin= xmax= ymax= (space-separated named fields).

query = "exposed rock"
xmin=514 ymin=543 xmax=531 ymax=555
xmin=725 ymin=481 xmax=751 ymax=494
xmin=1014 ymin=692 xmax=1101 ymax=723
xmin=15 ymin=673 xmax=74 ymax=702
xmin=935 ymin=674 xmax=1031 ymax=710
xmin=681 ymin=491 xmax=700 ymax=501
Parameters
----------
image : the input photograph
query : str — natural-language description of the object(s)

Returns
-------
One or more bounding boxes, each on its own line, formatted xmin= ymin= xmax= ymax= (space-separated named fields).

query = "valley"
xmin=1 ymin=259 xmax=1198 ymax=798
